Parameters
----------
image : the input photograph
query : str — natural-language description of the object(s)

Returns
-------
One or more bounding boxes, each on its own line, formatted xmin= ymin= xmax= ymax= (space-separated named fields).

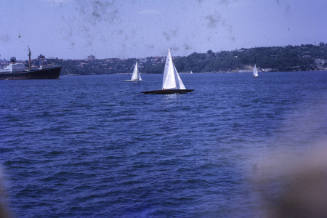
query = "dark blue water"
xmin=1 ymin=72 xmax=327 ymax=217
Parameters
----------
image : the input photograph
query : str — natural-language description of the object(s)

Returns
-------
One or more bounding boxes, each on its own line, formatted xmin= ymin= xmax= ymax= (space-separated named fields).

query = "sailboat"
xmin=190 ymin=71 xmax=193 ymax=74
xmin=128 ymin=62 xmax=142 ymax=81
xmin=142 ymin=49 xmax=193 ymax=94
xmin=253 ymin=64 xmax=259 ymax=78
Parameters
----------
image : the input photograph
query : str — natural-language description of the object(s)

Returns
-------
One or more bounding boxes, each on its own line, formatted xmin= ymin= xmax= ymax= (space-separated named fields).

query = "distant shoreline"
xmin=1 ymin=43 xmax=327 ymax=75
xmin=61 ymin=69 xmax=327 ymax=76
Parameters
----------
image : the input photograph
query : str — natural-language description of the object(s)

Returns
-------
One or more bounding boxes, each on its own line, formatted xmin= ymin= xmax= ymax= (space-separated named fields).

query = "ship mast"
xmin=28 ymin=47 xmax=31 ymax=70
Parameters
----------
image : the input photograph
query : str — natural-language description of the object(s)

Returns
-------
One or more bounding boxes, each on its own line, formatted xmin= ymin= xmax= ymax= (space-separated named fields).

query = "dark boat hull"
xmin=142 ymin=89 xmax=194 ymax=94
xmin=0 ymin=66 xmax=61 ymax=80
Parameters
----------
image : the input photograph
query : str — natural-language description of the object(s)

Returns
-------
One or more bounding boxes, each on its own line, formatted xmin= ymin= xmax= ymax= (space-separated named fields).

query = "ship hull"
xmin=0 ymin=66 xmax=61 ymax=80
xmin=142 ymin=89 xmax=194 ymax=94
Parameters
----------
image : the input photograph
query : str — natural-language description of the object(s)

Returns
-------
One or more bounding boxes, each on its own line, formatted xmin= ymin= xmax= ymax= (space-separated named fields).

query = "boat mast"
xmin=28 ymin=47 xmax=31 ymax=70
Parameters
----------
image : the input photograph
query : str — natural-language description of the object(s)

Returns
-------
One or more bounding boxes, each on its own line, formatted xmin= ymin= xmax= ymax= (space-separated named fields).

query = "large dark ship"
xmin=0 ymin=49 xmax=61 ymax=80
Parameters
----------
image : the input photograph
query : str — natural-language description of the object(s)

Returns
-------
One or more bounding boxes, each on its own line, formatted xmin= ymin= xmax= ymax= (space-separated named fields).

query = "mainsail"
xmin=253 ymin=64 xmax=259 ymax=77
xmin=131 ymin=62 xmax=142 ymax=81
xmin=162 ymin=49 xmax=186 ymax=90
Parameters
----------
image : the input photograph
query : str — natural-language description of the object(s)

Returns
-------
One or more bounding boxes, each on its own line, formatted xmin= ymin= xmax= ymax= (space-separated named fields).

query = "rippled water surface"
xmin=1 ymin=72 xmax=327 ymax=217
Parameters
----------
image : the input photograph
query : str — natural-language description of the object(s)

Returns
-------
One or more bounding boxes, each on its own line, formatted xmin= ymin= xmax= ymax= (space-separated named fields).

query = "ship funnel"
xmin=10 ymin=57 xmax=16 ymax=63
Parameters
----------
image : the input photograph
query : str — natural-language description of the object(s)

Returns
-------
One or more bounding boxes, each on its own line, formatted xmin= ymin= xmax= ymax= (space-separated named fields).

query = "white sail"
xmin=174 ymin=64 xmax=186 ymax=89
xmin=253 ymin=64 xmax=259 ymax=77
xmin=162 ymin=49 xmax=186 ymax=90
xmin=190 ymin=71 xmax=193 ymax=74
xmin=131 ymin=62 xmax=142 ymax=81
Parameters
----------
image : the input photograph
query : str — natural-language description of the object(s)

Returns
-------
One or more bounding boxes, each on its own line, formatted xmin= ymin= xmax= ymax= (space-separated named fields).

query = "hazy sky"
xmin=0 ymin=0 xmax=326 ymax=59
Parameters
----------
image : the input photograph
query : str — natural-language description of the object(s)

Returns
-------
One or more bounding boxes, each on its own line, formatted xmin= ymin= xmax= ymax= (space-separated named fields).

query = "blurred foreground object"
xmin=253 ymin=145 xmax=327 ymax=218
xmin=0 ymin=175 xmax=10 ymax=218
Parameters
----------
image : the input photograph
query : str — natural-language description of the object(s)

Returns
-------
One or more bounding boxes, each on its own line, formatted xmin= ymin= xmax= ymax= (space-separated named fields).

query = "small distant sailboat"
xmin=142 ymin=49 xmax=193 ymax=94
xmin=128 ymin=62 xmax=142 ymax=81
xmin=190 ymin=71 xmax=193 ymax=74
xmin=253 ymin=64 xmax=259 ymax=78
